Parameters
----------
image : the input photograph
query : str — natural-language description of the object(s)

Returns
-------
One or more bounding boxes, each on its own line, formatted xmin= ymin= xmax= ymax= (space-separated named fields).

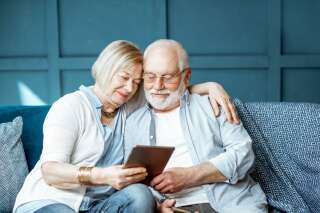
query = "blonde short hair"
xmin=143 ymin=39 xmax=189 ymax=71
xmin=92 ymin=40 xmax=143 ymax=91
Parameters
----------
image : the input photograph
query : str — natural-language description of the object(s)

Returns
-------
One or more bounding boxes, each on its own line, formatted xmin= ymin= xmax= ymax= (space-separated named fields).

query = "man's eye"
xmin=163 ymin=75 xmax=173 ymax=79
xmin=146 ymin=75 xmax=155 ymax=79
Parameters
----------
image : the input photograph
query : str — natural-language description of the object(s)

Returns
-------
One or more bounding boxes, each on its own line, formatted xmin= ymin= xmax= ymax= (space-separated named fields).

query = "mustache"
xmin=148 ymin=89 xmax=171 ymax=95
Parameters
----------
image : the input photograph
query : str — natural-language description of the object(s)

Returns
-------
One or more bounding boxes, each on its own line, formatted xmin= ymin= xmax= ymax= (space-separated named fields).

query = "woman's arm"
xmin=40 ymin=97 xmax=147 ymax=190
xmin=189 ymin=82 xmax=240 ymax=124
xmin=41 ymin=162 xmax=147 ymax=190
xmin=41 ymin=162 xmax=81 ymax=189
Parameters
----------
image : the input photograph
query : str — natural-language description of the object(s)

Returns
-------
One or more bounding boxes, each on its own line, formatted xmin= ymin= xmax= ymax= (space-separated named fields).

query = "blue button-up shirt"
xmin=124 ymin=91 xmax=267 ymax=212
xmin=79 ymin=85 xmax=125 ymax=211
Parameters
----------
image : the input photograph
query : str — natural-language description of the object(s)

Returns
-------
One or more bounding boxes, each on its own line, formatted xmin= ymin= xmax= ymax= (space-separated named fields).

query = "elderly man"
xmin=124 ymin=39 xmax=267 ymax=213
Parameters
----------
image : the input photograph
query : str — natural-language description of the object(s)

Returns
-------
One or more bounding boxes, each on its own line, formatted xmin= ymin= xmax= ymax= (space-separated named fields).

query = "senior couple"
xmin=14 ymin=39 xmax=267 ymax=213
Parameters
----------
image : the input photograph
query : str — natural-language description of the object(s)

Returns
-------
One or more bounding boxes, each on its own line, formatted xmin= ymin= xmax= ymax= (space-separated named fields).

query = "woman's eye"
xmin=120 ymin=75 xmax=129 ymax=80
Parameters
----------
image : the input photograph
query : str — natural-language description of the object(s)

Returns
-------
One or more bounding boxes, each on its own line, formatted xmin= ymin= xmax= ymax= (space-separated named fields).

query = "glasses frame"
xmin=143 ymin=68 xmax=188 ymax=84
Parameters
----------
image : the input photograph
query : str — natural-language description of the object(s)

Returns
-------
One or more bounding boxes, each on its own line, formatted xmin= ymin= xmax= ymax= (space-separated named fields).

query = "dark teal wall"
xmin=0 ymin=0 xmax=320 ymax=105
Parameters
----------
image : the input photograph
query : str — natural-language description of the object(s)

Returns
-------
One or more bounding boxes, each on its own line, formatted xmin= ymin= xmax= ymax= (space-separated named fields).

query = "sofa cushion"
xmin=235 ymin=99 xmax=320 ymax=213
xmin=0 ymin=117 xmax=28 ymax=213
xmin=0 ymin=106 xmax=50 ymax=170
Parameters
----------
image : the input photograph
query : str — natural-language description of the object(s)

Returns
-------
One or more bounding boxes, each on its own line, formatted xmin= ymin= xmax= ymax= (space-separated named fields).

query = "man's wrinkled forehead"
xmin=143 ymin=47 xmax=179 ymax=74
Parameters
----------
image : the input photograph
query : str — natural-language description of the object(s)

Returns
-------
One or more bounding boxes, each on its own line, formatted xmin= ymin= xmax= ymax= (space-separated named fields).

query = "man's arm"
xmin=151 ymin=112 xmax=254 ymax=193
xmin=208 ymin=110 xmax=254 ymax=184
xmin=150 ymin=162 xmax=227 ymax=194
xmin=189 ymin=82 xmax=240 ymax=124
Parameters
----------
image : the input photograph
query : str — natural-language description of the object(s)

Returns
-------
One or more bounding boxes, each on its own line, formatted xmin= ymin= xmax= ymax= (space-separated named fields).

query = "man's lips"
xmin=151 ymin=93 xmax=169 ymax=97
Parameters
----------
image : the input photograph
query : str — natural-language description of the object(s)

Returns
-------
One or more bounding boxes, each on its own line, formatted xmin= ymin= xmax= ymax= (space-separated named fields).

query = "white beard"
xmin=144 ymin=81 xmax=186 ymax=110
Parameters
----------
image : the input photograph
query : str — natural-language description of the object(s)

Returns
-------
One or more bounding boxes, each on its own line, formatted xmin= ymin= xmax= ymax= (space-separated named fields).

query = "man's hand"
xmin=158 ymin=199 xmax=200 ymax=213
xmin=158 ymin=199 xmax=176 ymax=213
xmin=151 ymin=162 xmax=226 ymax=194
xmin=151 ymin=167 xmax=193 ymax=194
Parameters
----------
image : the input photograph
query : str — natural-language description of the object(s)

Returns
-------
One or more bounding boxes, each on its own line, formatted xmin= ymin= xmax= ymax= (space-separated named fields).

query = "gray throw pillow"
xmin=0 ymin=117 xmax=28 ymax=213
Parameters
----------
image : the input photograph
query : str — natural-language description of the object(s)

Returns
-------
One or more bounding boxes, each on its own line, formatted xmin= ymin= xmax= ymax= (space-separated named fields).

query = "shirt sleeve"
xmin=40 ymin=97 xmax=80 ymax=164
xmin=208 ymin=110 xmax=255 ymax=184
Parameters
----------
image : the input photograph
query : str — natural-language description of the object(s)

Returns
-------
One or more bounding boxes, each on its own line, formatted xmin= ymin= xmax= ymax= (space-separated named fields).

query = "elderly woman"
xmin=14 ymin=40 xmax=239 ymax=213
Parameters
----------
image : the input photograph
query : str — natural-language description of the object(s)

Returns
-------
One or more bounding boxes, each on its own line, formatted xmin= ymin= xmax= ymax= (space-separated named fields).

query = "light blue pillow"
xmin=0 ymin=117 xmax=28 ymax=213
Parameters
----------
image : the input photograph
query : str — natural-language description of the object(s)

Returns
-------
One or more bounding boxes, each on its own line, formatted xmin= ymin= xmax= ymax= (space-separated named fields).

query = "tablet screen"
xmin=124 ymin=145 xmax=175 ymax=185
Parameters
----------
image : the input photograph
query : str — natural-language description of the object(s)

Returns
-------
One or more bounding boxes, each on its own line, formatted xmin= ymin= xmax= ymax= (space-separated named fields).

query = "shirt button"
xmin=150 ymin=135 xmax=154 ymax=139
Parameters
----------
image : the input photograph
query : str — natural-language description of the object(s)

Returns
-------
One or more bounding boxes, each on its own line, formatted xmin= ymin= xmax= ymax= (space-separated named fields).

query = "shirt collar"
xmin=79 ymin=85 xmax=103 ymax=109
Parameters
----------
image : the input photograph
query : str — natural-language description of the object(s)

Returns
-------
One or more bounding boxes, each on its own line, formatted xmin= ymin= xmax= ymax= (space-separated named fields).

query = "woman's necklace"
xmin=101 ymin=108 xmax=119 ymax=118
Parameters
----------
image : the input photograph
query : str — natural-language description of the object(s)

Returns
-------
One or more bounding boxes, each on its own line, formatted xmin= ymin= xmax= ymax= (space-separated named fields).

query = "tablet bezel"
xmin=124 ymin=145 xmax=175 ymax=184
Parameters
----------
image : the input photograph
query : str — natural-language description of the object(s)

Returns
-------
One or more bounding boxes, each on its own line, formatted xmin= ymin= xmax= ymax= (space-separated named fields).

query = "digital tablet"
xmin=124 ymin=145 xmax=175 ymax=185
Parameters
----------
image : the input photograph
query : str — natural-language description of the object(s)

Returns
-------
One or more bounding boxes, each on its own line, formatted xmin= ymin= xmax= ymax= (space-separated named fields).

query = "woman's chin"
xmin=112 ymin=97 xmax=128 ymax=106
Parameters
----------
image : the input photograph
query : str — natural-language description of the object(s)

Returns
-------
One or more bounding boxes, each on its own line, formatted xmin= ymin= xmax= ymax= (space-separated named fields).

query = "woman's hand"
xmin=189 ymin=82 xmax=239 ymax=124
xmin=92 ymin=165 xmax=147 ymax=190
xmin=207 ymin=82 xmax=240 ymax=124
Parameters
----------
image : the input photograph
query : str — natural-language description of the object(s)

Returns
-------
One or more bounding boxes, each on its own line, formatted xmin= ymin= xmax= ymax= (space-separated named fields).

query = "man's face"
xmin=143 ymin=48 xmax=187 ymax=111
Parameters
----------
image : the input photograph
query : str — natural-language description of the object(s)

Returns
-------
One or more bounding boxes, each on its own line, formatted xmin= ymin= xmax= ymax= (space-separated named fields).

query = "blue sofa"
xmin=0 ymin=100 xmax=319 ymax=213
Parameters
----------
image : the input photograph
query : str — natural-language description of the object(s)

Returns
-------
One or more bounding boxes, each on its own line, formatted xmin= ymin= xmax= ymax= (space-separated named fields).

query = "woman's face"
xmin=107 ymin=63 xmax=143 ymax=106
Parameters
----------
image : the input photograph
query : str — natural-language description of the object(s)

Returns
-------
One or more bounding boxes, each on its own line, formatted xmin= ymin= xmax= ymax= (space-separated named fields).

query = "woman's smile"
xmin=116 ymin=90 xmax=130 ymax=99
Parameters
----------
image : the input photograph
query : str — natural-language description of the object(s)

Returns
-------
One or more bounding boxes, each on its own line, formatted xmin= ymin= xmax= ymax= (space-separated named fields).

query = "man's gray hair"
xmin=143 ymin=39 xmax=190 ymax=71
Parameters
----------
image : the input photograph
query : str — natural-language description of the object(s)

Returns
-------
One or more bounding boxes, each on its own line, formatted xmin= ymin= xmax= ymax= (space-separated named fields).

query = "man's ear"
xmin=184 ymin=68 xmax=192 ymax=86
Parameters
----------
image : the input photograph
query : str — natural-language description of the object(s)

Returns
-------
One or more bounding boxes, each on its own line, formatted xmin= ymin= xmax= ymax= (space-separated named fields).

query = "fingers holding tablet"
xmin=95 ymin=165 xmax=148 ymax=190
xmin=124 ymin=145 xmax=175 ymax=185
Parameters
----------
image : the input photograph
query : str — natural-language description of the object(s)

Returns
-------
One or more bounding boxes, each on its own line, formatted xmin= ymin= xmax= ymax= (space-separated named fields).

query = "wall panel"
xmin=0 ymin=0 xmax=47 ymax=57
xmin=0 ymin=0 xmax=319 ymax=105
xmin=282 ymin=68 xmax=320 ymax=102
xmin=59 ymin=0 xmax=163 ymax=56
xmin=0 ymin=70 xmax=49 ymax=105
xmin=168 ymin=0 xmax=268 ymax=55
xmin=191 ymin=69 xmax=268 ymax=102
xmin=282 ymin=0 xmax=320 ymax=55
xmin=61 ymin=70 xmax=93 ymax=95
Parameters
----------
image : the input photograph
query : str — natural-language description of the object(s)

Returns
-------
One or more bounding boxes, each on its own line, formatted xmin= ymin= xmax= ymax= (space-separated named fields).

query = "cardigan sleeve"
xmin=40 ymin=96 xmax=80 ymax=164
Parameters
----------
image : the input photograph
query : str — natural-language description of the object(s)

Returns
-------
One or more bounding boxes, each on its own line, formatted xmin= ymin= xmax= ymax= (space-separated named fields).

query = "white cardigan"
xmin=14 ymin=90 xmax=120 ymax=212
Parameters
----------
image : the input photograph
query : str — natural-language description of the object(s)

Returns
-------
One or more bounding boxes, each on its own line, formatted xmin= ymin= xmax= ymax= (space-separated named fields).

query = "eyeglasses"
xmin=143 ymin=68 xmax=188 ymax=84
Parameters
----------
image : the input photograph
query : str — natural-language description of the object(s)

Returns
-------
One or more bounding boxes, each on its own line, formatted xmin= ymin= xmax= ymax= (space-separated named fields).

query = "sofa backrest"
xmin=0 ymin=106 xmax=50 ymax=170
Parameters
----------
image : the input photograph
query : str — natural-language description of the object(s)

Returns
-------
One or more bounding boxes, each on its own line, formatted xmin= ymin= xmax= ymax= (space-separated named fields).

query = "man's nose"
xmin=153 ymin=77 xmax=164 ymax=90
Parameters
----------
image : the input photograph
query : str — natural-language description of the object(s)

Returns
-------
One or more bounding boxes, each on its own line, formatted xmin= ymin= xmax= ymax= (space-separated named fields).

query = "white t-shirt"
xmin=154 ymin=107 xmax=209 ymax=207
